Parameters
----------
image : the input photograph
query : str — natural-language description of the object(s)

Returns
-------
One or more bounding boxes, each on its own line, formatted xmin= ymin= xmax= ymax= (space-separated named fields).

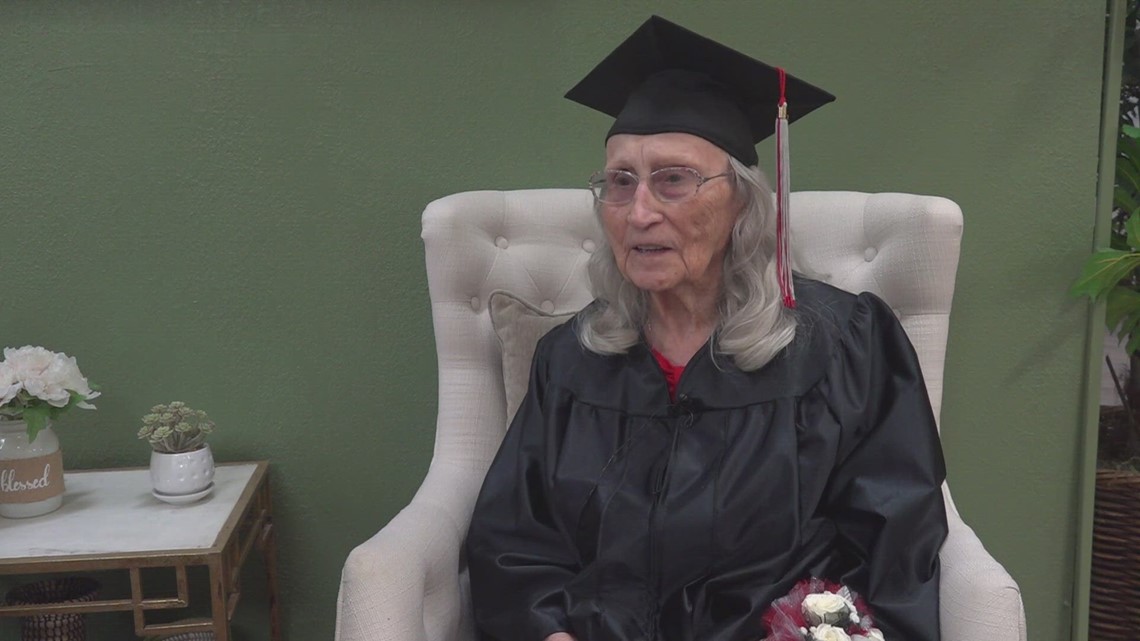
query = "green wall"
xmin=0 ymin=3 xmax=1108 ymax=640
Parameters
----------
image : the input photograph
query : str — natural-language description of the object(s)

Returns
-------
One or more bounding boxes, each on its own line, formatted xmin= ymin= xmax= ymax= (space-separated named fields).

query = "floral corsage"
xmin=761 ymin=577 xmax=885 ymax=641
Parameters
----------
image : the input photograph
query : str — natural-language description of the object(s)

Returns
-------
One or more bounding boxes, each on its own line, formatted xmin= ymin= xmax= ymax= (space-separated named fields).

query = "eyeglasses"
xmin=588 ymin=167 xmax=731 ymax=205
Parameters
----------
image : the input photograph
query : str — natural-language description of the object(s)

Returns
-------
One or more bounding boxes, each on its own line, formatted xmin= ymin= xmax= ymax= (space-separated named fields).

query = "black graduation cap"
xmin=566 ymin=16 xmax=834 ymax=308
xmin=564 ymin=15 xmax=835 ymax=166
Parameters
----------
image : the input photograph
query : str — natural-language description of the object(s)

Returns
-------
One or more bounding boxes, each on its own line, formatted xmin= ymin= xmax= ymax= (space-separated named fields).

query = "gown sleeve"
xmin=820 ymin=293 xmax=949 ymax=641
xmin=466 ymin=333 xmax=577 ymax=641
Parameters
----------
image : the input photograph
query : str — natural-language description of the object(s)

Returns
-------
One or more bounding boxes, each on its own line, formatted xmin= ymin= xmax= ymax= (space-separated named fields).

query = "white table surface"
xmin=0 ymin=463 xmax=257 ymax=560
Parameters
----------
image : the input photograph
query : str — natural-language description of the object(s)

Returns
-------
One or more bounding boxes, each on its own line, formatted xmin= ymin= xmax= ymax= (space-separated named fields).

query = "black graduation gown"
xmin=466 ymin=280 xmax=948 ymax=641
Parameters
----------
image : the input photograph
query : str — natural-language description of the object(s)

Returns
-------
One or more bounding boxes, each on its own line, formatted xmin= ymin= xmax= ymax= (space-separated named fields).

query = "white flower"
xmin=4 ymin=346 xmax=56 ymax=379
xmin=2 ymin=346 xmax=98 ymax=408
xmin=0 ymin=362 xmax=21 ymax=407
xmin=852 ymin=630 xmax=885 ymax=641
xmin=809 ymin=623 xmax=852 ymax=641
xmin=803 ymin=591 xmax=856 ymax=626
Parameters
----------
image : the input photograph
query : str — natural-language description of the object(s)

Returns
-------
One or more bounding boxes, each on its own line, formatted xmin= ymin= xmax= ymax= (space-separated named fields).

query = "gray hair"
xmin=575 ymin=157 xmax=797 ymax=372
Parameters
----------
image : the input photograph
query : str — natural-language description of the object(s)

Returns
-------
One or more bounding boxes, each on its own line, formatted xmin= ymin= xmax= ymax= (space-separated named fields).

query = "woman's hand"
xmin=543 ymin=633 xmax=578 ymax=641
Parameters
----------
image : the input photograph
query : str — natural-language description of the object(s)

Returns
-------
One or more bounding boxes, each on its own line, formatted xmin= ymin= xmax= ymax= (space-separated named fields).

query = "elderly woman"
xmin=466 ymin=17 xmax=947 ymax=641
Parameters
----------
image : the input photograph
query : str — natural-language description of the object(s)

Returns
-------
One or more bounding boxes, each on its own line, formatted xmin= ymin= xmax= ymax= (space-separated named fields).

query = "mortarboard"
xmin=565 ymin=15 xmax=835 ymax=307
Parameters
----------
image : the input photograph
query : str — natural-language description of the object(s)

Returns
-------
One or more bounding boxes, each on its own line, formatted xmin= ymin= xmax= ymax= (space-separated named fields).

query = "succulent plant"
xmin=138 ymin=401 xmax=215 ymax=454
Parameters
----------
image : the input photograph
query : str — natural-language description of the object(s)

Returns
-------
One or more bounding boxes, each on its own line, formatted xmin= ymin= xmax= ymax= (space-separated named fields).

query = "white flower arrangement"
xmin=800 ymin=622 xmax=885 ymax=641
xmin=804 ymin=624 xmax=851 ymax=641
xmin=763 ymin=578 xmax=886 ymax=641
xmin=803 ymin=591 xmax=859 ymax=626
xmin=0 ymin=346 xmax=99 ymax=440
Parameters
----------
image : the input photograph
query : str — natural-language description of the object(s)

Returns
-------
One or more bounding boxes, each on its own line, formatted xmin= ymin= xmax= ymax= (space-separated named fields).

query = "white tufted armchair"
xmin=336 ymin=189 xmax=1027 ymax=641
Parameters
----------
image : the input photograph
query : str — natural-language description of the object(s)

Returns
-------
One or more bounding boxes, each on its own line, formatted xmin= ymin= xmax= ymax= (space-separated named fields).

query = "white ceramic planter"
xmin=0 ymin=420 xmax=65 ymax=518
xmin=150 ymin=445 xmax=215 ymax=496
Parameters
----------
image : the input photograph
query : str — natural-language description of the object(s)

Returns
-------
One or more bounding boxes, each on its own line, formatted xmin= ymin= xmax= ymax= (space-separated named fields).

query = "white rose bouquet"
xmin=0 ymin=346 xmax=100 ymax=441
xmin=761 ymin=577 xmax=885 ymax=641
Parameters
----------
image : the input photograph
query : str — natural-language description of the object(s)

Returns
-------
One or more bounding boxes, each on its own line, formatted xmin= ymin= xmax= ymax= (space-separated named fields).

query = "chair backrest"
xmin=421 ymin=189 xmax=962 ymax=479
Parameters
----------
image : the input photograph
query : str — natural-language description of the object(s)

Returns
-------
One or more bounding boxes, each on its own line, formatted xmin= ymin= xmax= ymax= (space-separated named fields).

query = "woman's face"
xmin=600 ymin=132 xmax=738 ymax=299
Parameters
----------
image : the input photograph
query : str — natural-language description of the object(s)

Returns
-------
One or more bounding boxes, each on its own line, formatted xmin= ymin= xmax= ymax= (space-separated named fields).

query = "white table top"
xmin=0 ymin=463 xmax=258 ymax=560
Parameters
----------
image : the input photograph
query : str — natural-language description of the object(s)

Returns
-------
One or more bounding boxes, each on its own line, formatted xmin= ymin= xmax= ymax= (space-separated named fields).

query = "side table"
xmin=0 ymin=461 xmax=281 ymax=641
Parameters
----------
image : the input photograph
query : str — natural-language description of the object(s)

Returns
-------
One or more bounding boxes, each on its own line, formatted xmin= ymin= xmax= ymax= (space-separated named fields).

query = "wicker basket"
xmin=1090 ymin=468 xmax=1140 ymax=640
xmin=4 ymin=577 xmax=100 ymax=641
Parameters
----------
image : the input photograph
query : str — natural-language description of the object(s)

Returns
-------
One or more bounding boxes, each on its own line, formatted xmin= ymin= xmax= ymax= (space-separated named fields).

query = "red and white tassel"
xmin=775 ymin=68 xmax=795 ymax=308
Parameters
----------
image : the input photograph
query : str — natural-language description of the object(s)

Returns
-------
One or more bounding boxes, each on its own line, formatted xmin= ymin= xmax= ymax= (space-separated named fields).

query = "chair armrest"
xmin=939 ymin=504 xmax=1027 ymax=641
xmin=335 ymin=464 xmax=484 ymax=641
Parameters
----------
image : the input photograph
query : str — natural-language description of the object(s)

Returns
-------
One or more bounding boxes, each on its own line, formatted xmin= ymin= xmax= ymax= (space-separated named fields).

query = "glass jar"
xmin=0 ymin=420 xmax=65 ymax=518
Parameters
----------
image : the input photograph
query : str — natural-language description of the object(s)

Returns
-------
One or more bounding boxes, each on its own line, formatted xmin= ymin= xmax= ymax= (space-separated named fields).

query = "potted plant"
xmin=1073 ymin=124 xmax=1140 ymax=637
xmin=0 ymin=345 xmax=99 ymax=518
xmin=1074 ymin=0 xmax=1140 ymax=441
xmin=138 ymin=402 xmax=216 ymax=503
xmin=1073 ymin=124 xmax=1140 ymax=454
xmin=1070 ymin=5 xmax=1140 ymax=629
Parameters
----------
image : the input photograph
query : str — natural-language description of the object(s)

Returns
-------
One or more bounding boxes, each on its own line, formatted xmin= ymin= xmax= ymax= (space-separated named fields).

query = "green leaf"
xmin=1126 ymin=329 xmax=1140 ymax=356
xmin=1122 ymin=151 xmax=1140 ymax=173
xmin=1120 ymin=130 xmax=1140 ymax=157
xmin=1116 ymin=313 xmax=1140 ymax=343
xmin=1126 ymin=214 xmax=1140 ymax=251
xmin=1118 ymin=155 xmax=1140 ymax=197
xmin=22 ymin=406 xmax=50 ymax=442
xmin=1124 ymin=124 xmax=1140 ymax=139
xmin=1112 ymin=233 xmax=1132 ymax=252
xmin=1117 ymin=160 xmax=1140 ymax=197
xmin=1072 ymin=249 xmax=1140 ymax=299
xmin=1120 ymin=132 xmax=1140 ymax=157
xmin=1106 ymin=287 xmax=1140 ymax=332
xmin=58 ymin=390 xmax=84 ymax=413
xmin=1115 ymin=187 xmax=1140 ymax=217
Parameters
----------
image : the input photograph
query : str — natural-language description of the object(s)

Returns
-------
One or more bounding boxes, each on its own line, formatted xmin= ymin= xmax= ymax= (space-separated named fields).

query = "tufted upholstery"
xmin=335 ymin=189 xmax=1027 ymax=641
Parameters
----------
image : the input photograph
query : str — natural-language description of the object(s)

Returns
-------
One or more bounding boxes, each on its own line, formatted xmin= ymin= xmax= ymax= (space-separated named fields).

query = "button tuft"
xmin=863 ymin=247 xmax=877 ymax=262
xmin=495 ymin=237 xmax=509 ymax=249
xmin=470 ymin=297 xmax=480 ymax=311
xmin=582 ymin=239 xmax=596 ymax=253
xmin=541 ymin=300 xmax=555 ymax=313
